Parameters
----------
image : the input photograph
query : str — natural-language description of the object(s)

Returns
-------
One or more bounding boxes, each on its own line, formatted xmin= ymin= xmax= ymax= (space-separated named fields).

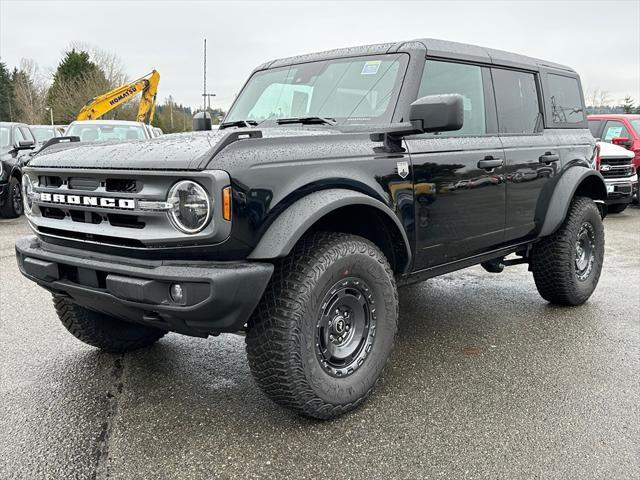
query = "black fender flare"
xmin=538 ymin=167 xmax=607 ymax=237
xmin=247 ymin=188 xmax=412 ymax=268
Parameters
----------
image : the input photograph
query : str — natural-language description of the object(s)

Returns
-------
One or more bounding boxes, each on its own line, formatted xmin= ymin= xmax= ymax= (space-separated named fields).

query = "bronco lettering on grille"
xmin=39 ymin=192 xmax=136 ymax=209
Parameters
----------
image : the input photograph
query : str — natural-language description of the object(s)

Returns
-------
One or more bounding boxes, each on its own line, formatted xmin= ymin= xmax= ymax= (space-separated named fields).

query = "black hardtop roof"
xmin=258 ymin=38 xmax=575 ymax=74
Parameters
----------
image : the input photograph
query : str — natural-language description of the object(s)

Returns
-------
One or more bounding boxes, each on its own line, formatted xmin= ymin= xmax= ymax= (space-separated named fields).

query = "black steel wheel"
xmin=315 ymin=277 xmax=376 ymax=377
xmin=246 ymin=232 xmax=398 ymax=419
xmin=574 ymin=221 xmax=596 ymax=281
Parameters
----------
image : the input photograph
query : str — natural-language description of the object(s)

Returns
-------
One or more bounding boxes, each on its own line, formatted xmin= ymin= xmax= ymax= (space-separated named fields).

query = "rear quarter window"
xmin=545 ymin=74 xmax=585 ymax=126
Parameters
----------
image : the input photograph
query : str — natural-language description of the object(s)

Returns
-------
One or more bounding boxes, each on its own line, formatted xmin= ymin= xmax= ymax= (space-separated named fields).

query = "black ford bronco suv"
xmin=16 ymin=39 xmax=606 ymax=419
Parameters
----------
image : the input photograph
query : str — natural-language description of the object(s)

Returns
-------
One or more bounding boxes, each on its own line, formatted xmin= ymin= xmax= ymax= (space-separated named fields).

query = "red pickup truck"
xmin=588 ymin=114 xmax=640 ymax=170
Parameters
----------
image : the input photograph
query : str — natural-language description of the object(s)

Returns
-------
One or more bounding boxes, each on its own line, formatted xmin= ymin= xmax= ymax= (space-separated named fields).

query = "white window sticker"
xmin=604 ymin=126 xmax=623 ymax=141
xmin=361 ymin=60 xmax=381 ymax=75
xmin=463 ymin=97 xmax=472 ymax=111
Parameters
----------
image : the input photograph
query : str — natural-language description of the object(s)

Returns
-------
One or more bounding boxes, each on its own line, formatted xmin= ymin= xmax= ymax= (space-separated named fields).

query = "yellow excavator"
xmin=76 ymin=70 xmax=160 ymax=123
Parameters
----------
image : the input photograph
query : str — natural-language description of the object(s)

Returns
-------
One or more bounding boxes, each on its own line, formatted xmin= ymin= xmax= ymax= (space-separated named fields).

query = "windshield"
xmin=225 ymin=54 xmax=409 ymax=126
xmin=32 ymin=127 xmax=56 ymax=143
xmin=0 ymin=127 xmax=9 ymax=147
xmin=630 ymin=119 xmax=640 ymax=136
xmin=66 ymin=124 xmax=146 ymax=142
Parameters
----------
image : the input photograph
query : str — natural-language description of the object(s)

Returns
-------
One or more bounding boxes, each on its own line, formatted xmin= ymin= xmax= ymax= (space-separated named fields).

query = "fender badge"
xmin=397 ymin=161 xmax=409 ymax=179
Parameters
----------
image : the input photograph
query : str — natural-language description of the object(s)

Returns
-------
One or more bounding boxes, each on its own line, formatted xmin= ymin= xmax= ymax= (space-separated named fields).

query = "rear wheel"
xmin=607 ymin=203 xmax=628 ymax=214
xmin=0 ymin=177 xmax=23 ymax=218
xmin=53 ymin=296 xmax=167 ymax=352
xmin=531 ymin=196 xmax=604 ymax=306
xmin=246 ymin=232 xmax=398 ymax=419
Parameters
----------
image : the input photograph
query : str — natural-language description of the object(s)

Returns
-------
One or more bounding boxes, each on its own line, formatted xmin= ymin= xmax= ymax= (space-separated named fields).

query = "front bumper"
xmin=15 ymin=236 xmax=274 ymax=337
xmin=604 ymin=174 xmax=637 ymax=205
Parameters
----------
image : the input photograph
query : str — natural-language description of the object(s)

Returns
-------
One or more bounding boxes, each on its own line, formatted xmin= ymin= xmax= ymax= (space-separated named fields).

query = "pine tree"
xmin=0 ymin=62 xmax=14 ymax=121
xmin=622 ymin=96 xmax=635 ymax=114
xmin=47 ymin=49 xmax=109 ymax=123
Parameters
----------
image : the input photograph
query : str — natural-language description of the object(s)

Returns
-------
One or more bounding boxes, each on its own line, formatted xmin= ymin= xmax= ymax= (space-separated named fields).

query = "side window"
xmin=546 ymin=74 xmax=585 ymax=125
xmin=588 ymin=119 xmax=602 ymax=138
xmin=492 ymin=68 xmax=540 ymax=134
xmin=418 ymin=60 xmax=486 ymax=135
xmin=20 ymin=127 xmax=35 ymax=143
xmin=602 ymin=121 xmax=630 ymax=142
xmin=13 ymin=127 xmax=25 ymax=144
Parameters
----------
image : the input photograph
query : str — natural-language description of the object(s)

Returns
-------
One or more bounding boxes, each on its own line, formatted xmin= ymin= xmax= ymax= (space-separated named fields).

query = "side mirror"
xmin=14 ymin=140 xmax=35 ymax=151
xmin=611 ymin=136 xmax=632 ymax=148
xmin=409 ymin=94 xmax=464 ymax=133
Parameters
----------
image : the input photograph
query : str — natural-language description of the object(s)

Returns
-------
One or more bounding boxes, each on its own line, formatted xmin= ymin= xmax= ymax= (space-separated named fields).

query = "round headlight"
xmin=167 ymin=180 xmax=211 ymax=234
xmin=22 ymin=174 xmax=34 ymax=215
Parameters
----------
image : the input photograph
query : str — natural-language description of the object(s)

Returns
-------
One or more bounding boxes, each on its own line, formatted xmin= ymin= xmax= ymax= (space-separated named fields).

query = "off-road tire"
xmin=246 ymin=232 xmax=398 ymax=419
xmin=531 ymin=196 xmax=604 ymax=306
xmin=0 ymin=177 xmax=23 ymax=218
xmin=607 ymin=203 xmax=627 ymax=214
xmin=53 ymin=295 xmax=167 ymax=352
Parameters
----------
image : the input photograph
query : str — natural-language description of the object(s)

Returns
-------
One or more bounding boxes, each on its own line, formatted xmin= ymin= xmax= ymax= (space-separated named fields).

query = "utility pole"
xmin=202 ymin=38 xmax=216 ymax=116
xmin=203 ymin=38 xmax=207 ymax=114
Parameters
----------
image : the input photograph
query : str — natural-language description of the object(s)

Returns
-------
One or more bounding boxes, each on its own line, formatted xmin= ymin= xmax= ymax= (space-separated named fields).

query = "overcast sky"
xmin=1 ymin=0 xmax=639 ymax=110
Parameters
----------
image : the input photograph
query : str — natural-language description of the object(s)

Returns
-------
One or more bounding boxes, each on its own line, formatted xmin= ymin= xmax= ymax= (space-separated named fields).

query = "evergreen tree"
xmin=47 ymin=49 xmax=109 ymax=123
xmin=622 ymin=96 xmax=636 ymax=114
xmin=0 ymin=62 xmax=14 ymax=121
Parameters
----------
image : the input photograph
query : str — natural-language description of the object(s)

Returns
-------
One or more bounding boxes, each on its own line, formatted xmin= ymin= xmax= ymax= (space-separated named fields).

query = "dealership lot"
xmin=1 ymin=211 xmax=638 ymax=480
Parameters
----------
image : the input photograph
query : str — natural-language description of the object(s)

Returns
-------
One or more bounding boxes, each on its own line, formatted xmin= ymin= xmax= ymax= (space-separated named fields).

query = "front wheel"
xmin=246 ymin=232 xmax=398 ymax=419
xmin=531 ymin=196 xmax=604 ymax=306
xmin=0 ymin=177 xmax=23 ymax=218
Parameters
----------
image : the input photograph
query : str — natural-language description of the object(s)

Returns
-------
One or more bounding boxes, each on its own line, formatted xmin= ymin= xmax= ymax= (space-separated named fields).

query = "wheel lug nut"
xmin=329 ymin=334 xmax=334 ymax=341
xmin=345 ymin=325 xmax=350 ymax=331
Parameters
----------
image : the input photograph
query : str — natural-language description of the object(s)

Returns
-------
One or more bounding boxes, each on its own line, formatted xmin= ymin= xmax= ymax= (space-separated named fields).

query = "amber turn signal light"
xmin=222 ymin=186 xmax=232 ymax=221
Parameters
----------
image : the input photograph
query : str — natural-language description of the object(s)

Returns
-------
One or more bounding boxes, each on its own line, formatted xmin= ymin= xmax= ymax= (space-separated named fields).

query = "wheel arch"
xmin=539 ymin=166 xmax=607 ymax=237
xmin=247 ymin=188 xmax=412 ymax=273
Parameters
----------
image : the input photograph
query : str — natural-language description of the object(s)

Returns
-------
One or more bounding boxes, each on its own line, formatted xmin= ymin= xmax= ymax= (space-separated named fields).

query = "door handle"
xmin=539 ymin=152 xmax=559 ymax=163
xmin=477 ymin=156 xmax=503 ymax=169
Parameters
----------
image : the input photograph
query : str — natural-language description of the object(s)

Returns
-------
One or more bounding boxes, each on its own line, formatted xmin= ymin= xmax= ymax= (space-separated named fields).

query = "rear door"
xmin=405 ymin=59 xmax=506 ymax=270
xmin=492 ymin=68 xmax=558 ymax=242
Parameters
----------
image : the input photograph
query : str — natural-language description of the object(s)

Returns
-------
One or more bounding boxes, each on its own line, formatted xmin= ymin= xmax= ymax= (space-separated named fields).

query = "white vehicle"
xmin=597 ymin=141 xmax=637 ymax=214
xmin=65 ymin=120 xmax=152 ymax=143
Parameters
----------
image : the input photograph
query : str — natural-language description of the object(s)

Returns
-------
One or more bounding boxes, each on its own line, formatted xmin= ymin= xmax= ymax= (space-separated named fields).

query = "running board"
xmin=398 ymin=241 xmax=532 ymax=287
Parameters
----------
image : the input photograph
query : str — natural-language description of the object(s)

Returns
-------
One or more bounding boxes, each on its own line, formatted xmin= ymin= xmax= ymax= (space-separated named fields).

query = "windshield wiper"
xmin=276 ymin=116 xmax=336 ymax=126
xmin=219 ymin=120 xmax=258 ymax=129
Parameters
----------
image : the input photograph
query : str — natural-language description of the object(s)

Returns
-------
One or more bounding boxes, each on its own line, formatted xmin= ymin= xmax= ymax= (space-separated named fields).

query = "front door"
xmin=405 ymin=59 xmax=506 ymax=270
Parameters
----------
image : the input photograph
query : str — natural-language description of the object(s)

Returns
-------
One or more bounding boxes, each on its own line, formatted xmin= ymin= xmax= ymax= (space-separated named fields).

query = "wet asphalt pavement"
xmin=1 ymin=210 xmax=638 ymax=480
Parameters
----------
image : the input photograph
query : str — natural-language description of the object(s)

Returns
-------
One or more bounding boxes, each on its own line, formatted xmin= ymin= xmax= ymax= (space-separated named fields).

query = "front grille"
xmin=601 ymin=156 xmax=634 ymax=178
xmin=25 ymin=168 xmax=230 ymax=249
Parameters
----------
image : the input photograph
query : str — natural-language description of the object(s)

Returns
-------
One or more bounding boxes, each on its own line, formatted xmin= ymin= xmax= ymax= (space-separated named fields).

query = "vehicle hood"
xmin=26 ymin=127 xmax=340 ymax=170
xmin=597 ymin=141 xmax=634 ymax=159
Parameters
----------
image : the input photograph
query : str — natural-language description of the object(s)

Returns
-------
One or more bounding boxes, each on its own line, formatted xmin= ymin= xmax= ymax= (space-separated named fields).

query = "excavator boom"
xmin=76 ymin=70 xmax=160 ymax=123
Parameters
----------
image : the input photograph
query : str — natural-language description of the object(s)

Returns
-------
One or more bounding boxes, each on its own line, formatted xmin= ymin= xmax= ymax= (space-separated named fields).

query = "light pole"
xmin=45 ymin=107 xmax=54 ymax=126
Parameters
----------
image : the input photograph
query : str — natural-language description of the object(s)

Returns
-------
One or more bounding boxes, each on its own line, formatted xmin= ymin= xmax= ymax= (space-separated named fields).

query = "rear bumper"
xmin=604 ymin=174 xmax=637 ymax=205
xmin=15 ymin=236 xmax=274 ymax=337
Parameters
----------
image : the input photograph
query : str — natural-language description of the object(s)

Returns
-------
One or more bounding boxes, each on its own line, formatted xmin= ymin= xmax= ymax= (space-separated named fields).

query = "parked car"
xmin=588 ymin=114 xmax=640 ymax=171
xmin=0 ymin=122 xmax=36 ymax=217
xmin=65 ymin=120 xmax=153 ymax=142
xmin=30 ymin=125 xmax=63 ymax=146
xmin=17 ymin=38 xmax=606 ymax=419
xmin=596 ymin=141 xmax=637 ymax=213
